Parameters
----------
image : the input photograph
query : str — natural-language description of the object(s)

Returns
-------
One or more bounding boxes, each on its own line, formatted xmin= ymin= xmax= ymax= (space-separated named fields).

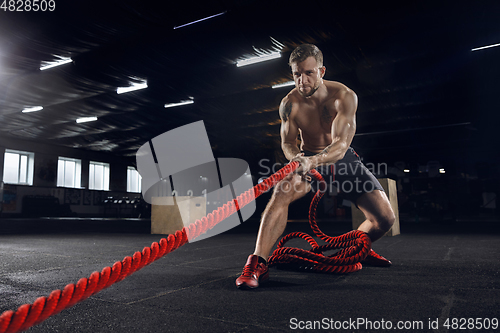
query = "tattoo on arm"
xmin=320 ymin=145 xmax=331 ymax=155
xmin=279 ymin=100 xmax=292 ymax=122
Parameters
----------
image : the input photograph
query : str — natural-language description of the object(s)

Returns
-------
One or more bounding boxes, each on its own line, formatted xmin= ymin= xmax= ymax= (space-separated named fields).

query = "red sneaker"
xmin=235 ymin=255 xmax=269 ymax=289
xmin=362 ymin=249 xmax=392 ymax=267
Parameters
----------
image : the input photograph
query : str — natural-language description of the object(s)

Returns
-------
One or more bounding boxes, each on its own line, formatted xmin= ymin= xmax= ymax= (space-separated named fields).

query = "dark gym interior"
xmin=0 ymin=1 xmax=499 ymax=332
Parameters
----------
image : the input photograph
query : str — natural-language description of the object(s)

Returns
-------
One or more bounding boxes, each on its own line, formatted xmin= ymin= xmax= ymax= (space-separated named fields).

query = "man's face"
xmin=291 ymin=56 xmax=325 ymax=98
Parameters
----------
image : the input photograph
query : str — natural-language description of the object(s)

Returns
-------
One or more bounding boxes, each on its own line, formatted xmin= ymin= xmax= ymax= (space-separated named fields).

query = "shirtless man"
xmin=236 ymin=44 xmax=396 ymax=289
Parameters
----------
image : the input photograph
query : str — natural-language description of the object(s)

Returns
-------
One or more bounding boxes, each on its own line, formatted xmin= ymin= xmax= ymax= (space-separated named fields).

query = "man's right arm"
xmin=279 ymin=96 xmax=301 ymax=160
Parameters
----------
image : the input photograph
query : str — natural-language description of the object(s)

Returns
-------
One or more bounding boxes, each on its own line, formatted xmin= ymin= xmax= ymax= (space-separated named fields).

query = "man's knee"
xmin=378 ymin=209 xmax=396 ymax=232
xmin=273 ymin=175 xmax=309 ymax=203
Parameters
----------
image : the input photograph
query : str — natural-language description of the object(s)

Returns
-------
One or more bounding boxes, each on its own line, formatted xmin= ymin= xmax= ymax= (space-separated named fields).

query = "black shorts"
xmin=303 ymin=147 xmax=384 ymax=206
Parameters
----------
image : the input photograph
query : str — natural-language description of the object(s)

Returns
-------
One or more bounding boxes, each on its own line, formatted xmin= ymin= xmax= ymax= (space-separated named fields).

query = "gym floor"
xmin=1 ymin=216 xmax=499 ymax=332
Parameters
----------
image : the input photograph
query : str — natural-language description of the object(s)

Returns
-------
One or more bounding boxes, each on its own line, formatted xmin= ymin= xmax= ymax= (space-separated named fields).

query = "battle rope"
xmin=268 ymin=169 xmax=371 ymax=273
xmin=0 ymin=161 xmax=371 ymax=332
xmin=0 ymin=163 xmax=298 ymax=333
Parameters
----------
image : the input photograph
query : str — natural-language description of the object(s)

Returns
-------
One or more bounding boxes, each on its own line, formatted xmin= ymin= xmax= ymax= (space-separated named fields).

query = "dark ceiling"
xmin=1 ymin=0 xmax=499 ymax=170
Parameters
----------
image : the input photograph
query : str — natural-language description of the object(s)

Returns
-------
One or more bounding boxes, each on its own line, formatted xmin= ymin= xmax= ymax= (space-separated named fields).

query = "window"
xmin=127 ymin=166 xmax=142 ymax=193
xmin=57 ymin=157 xmax=82 ymax=188
xmin=89 ymin=161 xmax=110 ymax=191
xmin=3 ymin=149 xmax=34 ymax=185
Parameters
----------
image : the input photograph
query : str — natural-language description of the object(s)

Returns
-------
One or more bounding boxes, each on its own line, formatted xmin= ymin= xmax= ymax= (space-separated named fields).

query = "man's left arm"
xmin=310 ymin=89 xmax=358 ymax=168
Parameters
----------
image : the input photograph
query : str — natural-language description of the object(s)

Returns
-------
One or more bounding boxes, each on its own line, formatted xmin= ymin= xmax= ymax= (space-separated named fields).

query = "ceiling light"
xmin=272 ymin=81 xmax=295 ymax=89
xmin=237 ymin=51 xmax=281 ymax=67
xmin=173 ymin=11 xmax=227 ymax=30
xmin=76 ymin=117 xmax=98 ymax=123
xmin=117 ymin=81 xmax=148 ymax=94
xmin=439 ymin=168 xmax=445 ymax=174
xmin=40 ymin=57 xmax=72 ymax=71
xmin=471 ymin=43 xmax=500 ymax=52
xmin=22 ymin=106 xmax=43 ymax=113
xmin=403 ymin=169 xmax=410 ymax=173
xmin=164 ymin=100 xmax=194 ymax=108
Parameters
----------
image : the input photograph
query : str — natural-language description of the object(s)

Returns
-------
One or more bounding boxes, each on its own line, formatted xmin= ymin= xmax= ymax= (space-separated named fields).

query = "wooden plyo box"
xmin=151 ymin=196 xmax=206 ymax=235
xmin=351 ymin=178 xmax=400 ymax=236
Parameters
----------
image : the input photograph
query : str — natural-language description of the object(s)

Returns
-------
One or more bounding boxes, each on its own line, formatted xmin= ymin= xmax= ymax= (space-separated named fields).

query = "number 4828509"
xmin=1 ymin=0 xmax=56 ymax=11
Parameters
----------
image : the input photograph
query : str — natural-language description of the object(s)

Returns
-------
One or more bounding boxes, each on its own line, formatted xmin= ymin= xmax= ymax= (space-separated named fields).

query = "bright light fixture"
xmin=164 ymin=100 xmax=194 ymax=108
xmin=76 ymin=117 xmax=98 ymax=123
xmin=237 ymin=51 xmax=281 ymax=67
xmin=22 ymin=106 xmax=43 ymax=113
xmin=403 ymin=169 xmax=410 ymax=173
xmin=272 ymin=81 xmax=295 ymax=89
xmin=40 ymin=57 xmax=72 ymax=71
xmin=117 ymin=81 xmax=148 ymax=94
xmin=471 ymin=43 xmax=500 ymax=52
xmin=173 ymin=11 xmax=227 ymax=30
xmin=439 ymin=168 xmax=445 ymax=174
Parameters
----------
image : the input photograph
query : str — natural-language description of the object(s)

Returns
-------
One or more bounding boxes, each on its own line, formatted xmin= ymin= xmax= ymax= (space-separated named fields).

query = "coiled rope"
xmin=0 ymin=161 xmax=371 ymax=332
xmin=268 ymin=169 xmax=371 ymax=273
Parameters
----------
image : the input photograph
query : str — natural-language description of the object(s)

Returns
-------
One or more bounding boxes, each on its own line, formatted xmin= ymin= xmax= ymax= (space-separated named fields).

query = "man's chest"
xmin=295 ymin=104 xmax=337 ymax=133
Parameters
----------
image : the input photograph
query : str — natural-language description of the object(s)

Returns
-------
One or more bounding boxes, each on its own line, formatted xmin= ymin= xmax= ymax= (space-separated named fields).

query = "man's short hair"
xmin=289 ymin=44 xmax=323 ymax=67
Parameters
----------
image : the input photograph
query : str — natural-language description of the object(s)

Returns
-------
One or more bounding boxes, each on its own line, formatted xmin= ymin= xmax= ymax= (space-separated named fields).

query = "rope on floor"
xmin=268 ymin=169 xmax=371 ymax=273
xmin=0 ymin=161 xmax=372 ymax=332
xmin=0 ymin=162 xmax=298 ymax=333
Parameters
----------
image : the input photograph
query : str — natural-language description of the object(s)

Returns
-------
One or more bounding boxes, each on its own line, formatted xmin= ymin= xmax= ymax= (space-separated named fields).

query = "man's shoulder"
xmin=279 ymin=90 xmax=298 ymax=121
xmin=324 ymin=80 xmax=355 ymax=98
xmin=282 ymin=88 xmax=301 ymax=103
xmin=323 ymin=81 xmax=358 ymax=114
xmin=279 ymin=89 xmax=301 ymax=112
xmin=324 ymin=81 xmax=357 ymax=107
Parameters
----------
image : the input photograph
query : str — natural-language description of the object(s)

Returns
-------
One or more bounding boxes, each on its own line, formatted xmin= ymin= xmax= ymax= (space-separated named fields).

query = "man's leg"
xmin=356 ymin=189 xmax=395 ymax=241
xmin=355 ymin=189 xmax=396 ymax=266
xmin=236 ymin=174 xmax=310 ymax=289
xmin=254 ymin=174 xmax=311 ymax=261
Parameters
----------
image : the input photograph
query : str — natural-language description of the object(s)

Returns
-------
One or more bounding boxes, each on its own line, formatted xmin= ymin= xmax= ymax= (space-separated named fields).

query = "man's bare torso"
xmin=286 ymin=80 xmax=350 ymax=153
